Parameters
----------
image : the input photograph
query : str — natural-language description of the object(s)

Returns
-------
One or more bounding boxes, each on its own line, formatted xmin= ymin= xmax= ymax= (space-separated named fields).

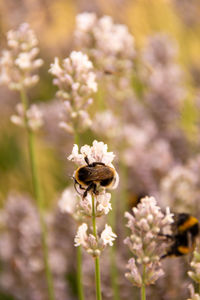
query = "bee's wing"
xmin=84 ymin=167 xmax=112 ymax=181
xmin=187 ymin=231 xmax=194 ymax=251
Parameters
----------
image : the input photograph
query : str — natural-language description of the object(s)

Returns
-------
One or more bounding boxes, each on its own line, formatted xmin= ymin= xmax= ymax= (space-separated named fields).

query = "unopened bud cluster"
xmin=124 ymin=196 xmax=173 ymax=286
xmin=49 ymin=51 xmax=97 ymax=134
xmin=0 ymin=23 xmax=43 ymax=90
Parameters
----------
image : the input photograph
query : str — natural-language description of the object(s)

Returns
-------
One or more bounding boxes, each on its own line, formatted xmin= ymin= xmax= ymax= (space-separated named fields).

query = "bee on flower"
xmin=68 ymin=140 xmax=119 ymax=200
xmin=67 ymin=140 xmax=118 ymax=256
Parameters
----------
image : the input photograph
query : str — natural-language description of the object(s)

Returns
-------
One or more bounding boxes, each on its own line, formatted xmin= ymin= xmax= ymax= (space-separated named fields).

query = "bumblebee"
xmin=73 ymin=156 xmax=118 ymax=198
xmin=161 ymin=213 xmax=199 ymax=259
xmin=128 ymin=192 xmax=147 ymax=210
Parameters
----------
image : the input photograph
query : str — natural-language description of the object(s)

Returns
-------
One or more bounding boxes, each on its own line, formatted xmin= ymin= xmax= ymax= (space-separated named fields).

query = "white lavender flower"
xmin=0 ymin=23 xmax=43 ymax=90
xmin=68 ymin=140 xmax=116 ymax=168
xmin=124 ymin=196 xmax=173 ymax=287
xmin=10 ymin=103 xmax=43 ymax=131
xmin=74 ymin=223 xmax=117 ymax=257
xmin=100 ymin=224 xmax=117 ymax=246
xmin=78 ymin=191 xmax=112 ymax=217
xmin=49 ymin=51 xmax=97 ymax=134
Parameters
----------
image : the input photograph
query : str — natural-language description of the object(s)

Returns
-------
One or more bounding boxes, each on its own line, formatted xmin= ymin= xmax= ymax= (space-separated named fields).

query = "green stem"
xmin=92 ymin=195 xmax=102 ymax=300
xmin=73 ymin=130 xmax=85 ymax=300
xmin=77 ymin=246 xmax=84 ymax=300
xmin=74 ymin=129 xmax=79 ymax=146
xmin=20 ymin=88 xmax=55 ymax=300
xmin=109 ymin=192 xmax=120 ymax=300
xmin=141 ymin=265 xmax=146 ymax=300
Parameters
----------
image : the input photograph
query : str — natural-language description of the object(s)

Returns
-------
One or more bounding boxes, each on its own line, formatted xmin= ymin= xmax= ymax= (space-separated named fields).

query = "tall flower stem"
xmin=92 ymin=194 xmax=102 ymax=300
xmin=109 ymin=192 xmax=120 ymax=300
xmin=20 ymin=87 xmax=55 ymax=300
xmin=77 ymin=245 xmax=84 ymax=300
xmin=74 ymin=130 xmax=84 ymax=300
xmin=141 ymin=265 xmax=146 ymax=300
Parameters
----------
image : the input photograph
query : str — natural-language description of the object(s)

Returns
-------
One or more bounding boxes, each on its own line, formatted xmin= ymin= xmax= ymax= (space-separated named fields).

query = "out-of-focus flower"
xmin=123 ymin=134 xmax=173 ymax=197
xmin=161 ymin=163 xmax=199 ymax=213
xmin=173 ymin=0 xmax=200 ymax=27
xmin=0 ymin=194 xmax=72 ymax=300
xmin=49 ymin=51 xmax=97 ymax=134
xmin=142 ymin=34 xmax=185 ymax=132
xmin=75 ymin=13 xmax=134 ymax=71
xmin=58 ymin=186 xmax=85 ymax=222
xmin=143 ymin=34 xmax=178 ymax=67
xmin=0 ymin=23 xmax=43 ymax=90
xmin=124 ymin=196 xmax=173 ymax=287
xmin=10 ymin=103 xmax=43 ymax=131
xmin=188 ymin=244 xmax=200 ymax=284
xmin=187 ymin=284 xmax=200 ymax=300
xmin=92 ymin=110 xmax=120 ymax=139
xmin=75 ymin=13 xmax=135 ymax=102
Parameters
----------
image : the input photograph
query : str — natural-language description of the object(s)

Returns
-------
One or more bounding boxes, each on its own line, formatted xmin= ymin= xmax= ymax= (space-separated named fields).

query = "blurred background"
xmin=0 ymin=0 xmax=200 ymax=206
xmin=1 ymin=0 xmax=200 ymax=299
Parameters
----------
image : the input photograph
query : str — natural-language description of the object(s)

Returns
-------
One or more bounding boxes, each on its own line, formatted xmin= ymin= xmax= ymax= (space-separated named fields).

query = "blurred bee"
xmin=128 ymin=192 xmax=147 ymax=210
xmin=161 ymin=213 xmax=199 ymax=259
xmin=73 ymin=156 xmax=118 ymax=198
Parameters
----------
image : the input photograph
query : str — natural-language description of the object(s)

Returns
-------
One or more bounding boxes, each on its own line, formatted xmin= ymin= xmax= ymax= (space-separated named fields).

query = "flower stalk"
xmin=77 ymin=245 xmax=84 ymax=300
xmin=109 ymin=191 xmax=120 ymax=300
xmin=92 ymin=194 xmax=102 ymax=300
xmin=74 ymin=129 xmax=84 ymax=300
xmin=20 ymin=87 xmax=55 ymax=300
xmin=141 ymin=265 xmax=146 ymax=300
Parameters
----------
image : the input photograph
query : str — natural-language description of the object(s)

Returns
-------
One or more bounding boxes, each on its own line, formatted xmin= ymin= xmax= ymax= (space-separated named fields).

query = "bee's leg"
xmin=158 ymin=233 xmax=174 ymax=240
xmin=72 ymin=177 xmax=86 ymax=195
xmin=74 ymin=181 xmax=86 ymax=196
xmin=160 ymin=253 xmax=169 ymax=259
xmin=83 ymin=182 xmax=96 ymax=198
xmin=89 ymin=162 xmax=105 ymax=167
xmin=160 ymin=247 xmax=175 ymax=259
xmin=84 ymin=156 xmax=90 ymax=166
xmin=92 ymin=183 xmax=99 ymax=195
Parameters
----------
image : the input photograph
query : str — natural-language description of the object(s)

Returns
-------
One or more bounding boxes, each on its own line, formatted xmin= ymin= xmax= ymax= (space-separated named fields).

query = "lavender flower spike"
xmin=124 ymin=196 xmax=173 ymax=287
xmin=49 ymin=51 xmax=97 ymax=134
xmin=0 ymin=23 xmax=43 ymax=90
